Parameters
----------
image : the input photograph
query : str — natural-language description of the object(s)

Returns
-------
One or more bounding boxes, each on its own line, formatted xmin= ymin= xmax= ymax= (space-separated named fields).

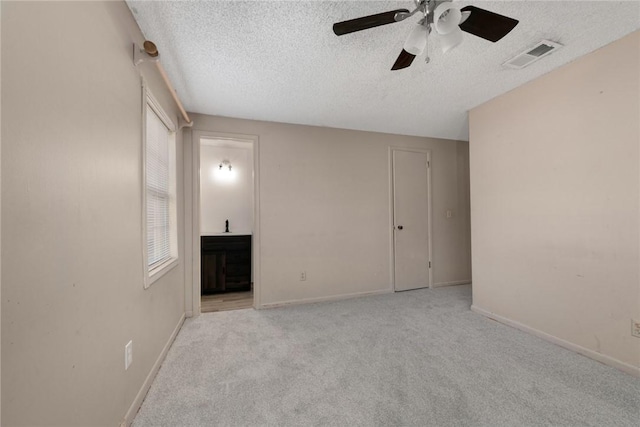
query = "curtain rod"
xmin=135 ymin=41 xmax=193 ymax=128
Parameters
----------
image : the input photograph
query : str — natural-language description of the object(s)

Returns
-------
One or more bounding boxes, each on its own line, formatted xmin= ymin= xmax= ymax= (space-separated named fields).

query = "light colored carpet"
xmin=133 ymin=285 xmax=640 ymax=426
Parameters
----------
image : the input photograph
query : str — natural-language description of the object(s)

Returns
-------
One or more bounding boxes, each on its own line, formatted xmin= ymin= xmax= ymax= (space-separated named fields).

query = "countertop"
xmin=201 ymin=232 xmax=252 ymax=237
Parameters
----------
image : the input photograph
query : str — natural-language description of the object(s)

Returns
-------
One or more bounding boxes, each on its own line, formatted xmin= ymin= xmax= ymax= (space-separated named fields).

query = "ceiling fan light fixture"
xmin=440 ymin=27 xmax=463 ymax=53
xmin=331 ymin=1 xmax=520 ymax=70
xmin=434 ymin=2 xmax=462 ymax=35
xmin=403 ymin=23 xmax=428 ymax=55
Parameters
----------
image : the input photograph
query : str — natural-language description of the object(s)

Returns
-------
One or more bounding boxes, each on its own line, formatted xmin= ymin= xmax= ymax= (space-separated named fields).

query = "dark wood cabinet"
xmin=201 ymin=251 xmax=225 ymax=293
xmin=201 ymin=235 xmax=251 ymax=294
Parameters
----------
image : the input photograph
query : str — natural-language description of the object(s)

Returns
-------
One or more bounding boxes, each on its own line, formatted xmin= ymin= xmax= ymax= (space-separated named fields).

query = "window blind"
xmin=146 ymin=104 xmax=171 ymax=269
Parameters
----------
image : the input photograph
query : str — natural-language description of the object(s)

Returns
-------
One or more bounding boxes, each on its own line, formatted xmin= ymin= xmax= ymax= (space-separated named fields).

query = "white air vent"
xmin=503 ymin=40 xmax=563 ymax=69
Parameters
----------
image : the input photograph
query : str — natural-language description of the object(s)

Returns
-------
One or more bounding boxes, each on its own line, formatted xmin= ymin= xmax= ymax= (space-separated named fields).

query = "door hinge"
xmin=427 ymin=161 xmax=430 ymax=168
xmin=429 ymin=261 xmax=431 ymax=268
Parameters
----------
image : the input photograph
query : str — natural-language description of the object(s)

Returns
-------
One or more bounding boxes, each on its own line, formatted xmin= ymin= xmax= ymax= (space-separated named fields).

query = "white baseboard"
xmin=260 ymin=288 xmax=393 ymax=309
xmin=471 ymin=304 xmax=640 ymax=378
xmin=120 ymin=313 xmax=186 ymax=427
xmin=433 ymin=280 xmax=471 ymax=288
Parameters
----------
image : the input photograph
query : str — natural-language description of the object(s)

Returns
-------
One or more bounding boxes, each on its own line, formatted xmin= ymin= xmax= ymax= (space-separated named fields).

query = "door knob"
xmin=397 ymin=225 xmax=404 ymax=230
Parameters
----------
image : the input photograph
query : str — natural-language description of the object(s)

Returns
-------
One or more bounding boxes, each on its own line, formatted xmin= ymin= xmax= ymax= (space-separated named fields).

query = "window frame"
xmin=142 ymin=83 xmax=178 ymax=289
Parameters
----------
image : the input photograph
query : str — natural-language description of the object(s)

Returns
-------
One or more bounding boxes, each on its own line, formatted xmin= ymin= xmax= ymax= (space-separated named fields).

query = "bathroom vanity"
xmin=201 ymin=233 xmax=252 ymax=294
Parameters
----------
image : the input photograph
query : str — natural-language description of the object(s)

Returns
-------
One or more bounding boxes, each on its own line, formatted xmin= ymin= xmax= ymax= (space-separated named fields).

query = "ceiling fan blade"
xmin=333 ymin=9 xmax=410 ymax=36
xmin=459 ymin=6 xmax=518 ymax=42
xmin=391 ymin=49 xmax=416 ymax=71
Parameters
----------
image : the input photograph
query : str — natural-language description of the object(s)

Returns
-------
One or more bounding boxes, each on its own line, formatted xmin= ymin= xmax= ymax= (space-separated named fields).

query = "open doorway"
xmin=197 ymin=135 xmax=256 ymax=313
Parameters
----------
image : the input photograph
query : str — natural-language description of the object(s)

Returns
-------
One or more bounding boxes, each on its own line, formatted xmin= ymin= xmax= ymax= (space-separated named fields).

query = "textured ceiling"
xmin=127 ymin=1 xmax=640 ymax=141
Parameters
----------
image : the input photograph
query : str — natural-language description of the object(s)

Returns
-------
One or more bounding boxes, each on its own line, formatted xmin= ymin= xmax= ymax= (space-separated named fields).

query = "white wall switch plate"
xmin=125 ymin=340 xmax=133 ymax=370
xmin=632 ymin=319 xmax=640 ymax=338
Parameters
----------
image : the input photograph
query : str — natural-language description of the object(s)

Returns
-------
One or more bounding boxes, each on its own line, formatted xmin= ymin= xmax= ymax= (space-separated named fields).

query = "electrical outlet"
xmin=300 ymin=271 xmax=306 ymax=281
xmin=632 ymin=319 xmax=640 ymax=338
xmin=446 ymin=210 xmax=453 ymax=218
xmin=125 ymin=340 xmax=133 ymax=370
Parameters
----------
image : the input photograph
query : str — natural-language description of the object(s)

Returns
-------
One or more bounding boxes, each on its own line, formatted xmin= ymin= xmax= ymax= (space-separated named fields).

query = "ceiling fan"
xmin=332 ymin=0 xmax=519 ymax=70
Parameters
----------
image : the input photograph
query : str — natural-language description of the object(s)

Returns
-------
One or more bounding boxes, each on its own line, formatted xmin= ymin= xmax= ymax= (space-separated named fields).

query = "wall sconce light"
xmin=213 ymin=159 xmax=236 ymax=184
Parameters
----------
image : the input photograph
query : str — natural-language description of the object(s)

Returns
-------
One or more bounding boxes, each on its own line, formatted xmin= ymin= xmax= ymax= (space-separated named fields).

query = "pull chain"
xmin=425 ymin=26 xmax=431 ymax=64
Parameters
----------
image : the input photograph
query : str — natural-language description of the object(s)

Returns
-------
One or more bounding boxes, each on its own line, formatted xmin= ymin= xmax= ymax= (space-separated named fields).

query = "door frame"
xmin=388 ymin=147 xmax=433 ymax=291
xmin=191 ymin=130 xmax=261 ymax=315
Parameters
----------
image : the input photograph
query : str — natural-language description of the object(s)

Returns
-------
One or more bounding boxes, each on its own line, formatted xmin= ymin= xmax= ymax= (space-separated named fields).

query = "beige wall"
xmin=2 ymin=2 xmax=185 ymax=425
xmin=469 ymin=31 xmax=640 ymax=372
xmin=186 ymin=115 xmax=471 ymax=307
xmin=0 ymin=3 xmax=2 ymax=424
xmin=0 ymin=2 xmax=3 ymax=420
